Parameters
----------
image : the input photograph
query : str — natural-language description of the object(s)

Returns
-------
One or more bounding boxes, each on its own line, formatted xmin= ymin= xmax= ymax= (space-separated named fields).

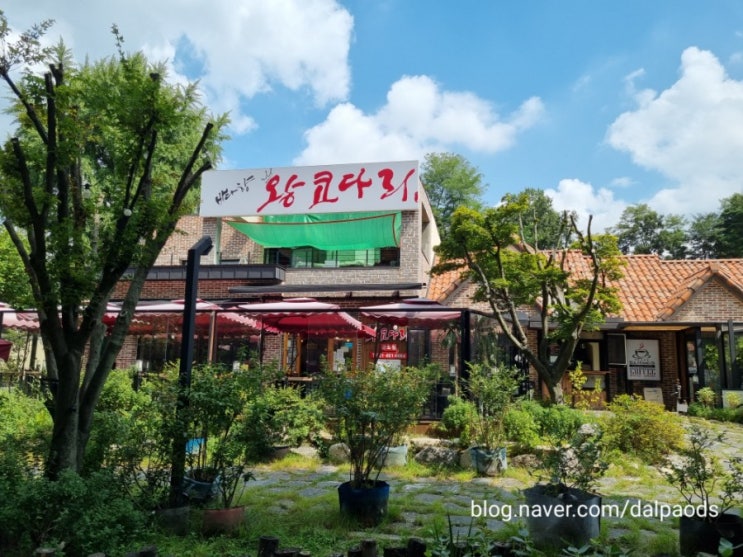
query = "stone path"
xmin=243 ymin=418 xmax=743 ymax=548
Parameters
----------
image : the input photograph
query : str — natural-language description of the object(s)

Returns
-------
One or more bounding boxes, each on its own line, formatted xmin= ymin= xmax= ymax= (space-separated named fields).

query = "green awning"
xmin=227 ymin=212 xmax=401 ymax=250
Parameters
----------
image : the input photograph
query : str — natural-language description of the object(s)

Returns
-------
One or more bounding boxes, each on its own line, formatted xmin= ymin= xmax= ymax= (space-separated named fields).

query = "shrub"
xmin=696 ymin=386 xmax=717 ymax=407
xmin=602 ymin=394 xmax=685 ymax=463
xmin=503 ymin=405 xmax=541 ymax=449
xmin=0 ymin=389 xmax=51 ymax=477
xmin=438 ymin=395 xmax=477 ymax=446
xmin=688 ymin=402 xmax=743 ymax=424
xmin=0 ymin=469 xmax=147 ymax=557
xmin=538 ymin=403 xmax=586 ymax=443
xmin=241 ymin=385 xmax=325 ymax=461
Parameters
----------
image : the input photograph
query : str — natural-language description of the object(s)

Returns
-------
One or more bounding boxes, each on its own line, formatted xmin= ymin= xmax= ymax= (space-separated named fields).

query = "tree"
xmin=0 ymin=228 xmax=34 ymax=308
xmin=715 ymin=193 xmax=743 ymax=258
xmin=0 ymin=15 xmax=226 ymax=477
xmin=501 ymin=188 xmax=567 ymax=249
xmin=419 ymin=152 xmax=484 ymax=233
xmin=433 ymin=192 xmax=624 ymax=403
xmin=609 ymin=203 xmax=687 ymax=258
xmin=687 ymin=212 xmax=719 ymax=259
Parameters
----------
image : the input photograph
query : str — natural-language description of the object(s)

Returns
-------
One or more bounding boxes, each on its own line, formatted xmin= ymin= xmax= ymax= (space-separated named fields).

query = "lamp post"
xmin=169 ymin=235 xmax=212 ymax=507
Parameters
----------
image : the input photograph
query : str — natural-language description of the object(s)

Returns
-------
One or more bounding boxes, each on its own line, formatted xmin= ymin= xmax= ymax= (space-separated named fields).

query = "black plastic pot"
xmin=337 ymin=480 xmax=390 ymax=526
xmin=680 ymin=513 xmax=743 ymax=557
xmin=523 ymin=484 xmax=601 ymax=550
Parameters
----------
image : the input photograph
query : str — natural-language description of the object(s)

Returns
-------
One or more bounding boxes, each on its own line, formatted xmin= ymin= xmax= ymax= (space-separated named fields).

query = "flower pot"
xmin=470 ymin=446 xmax=507 ymax=476
xmin=182 ymin=471 xmax=220 ymax=503
xmin=680 ymin=513 xmax=743 ymax=557
xmin=269 ymin=445 xmax=292 ymax=461
xmin=202 ymin=505 xmax=245 ymax=535
xmin=375 ymin=445 xmax=408 ymax=468
xmin=523 ymin=484 xmax=601 ymax=551
xmin=154 ymin=505 xmax=191 ymax=536
xmin=337 ymin=480 xmax=390 ymax=526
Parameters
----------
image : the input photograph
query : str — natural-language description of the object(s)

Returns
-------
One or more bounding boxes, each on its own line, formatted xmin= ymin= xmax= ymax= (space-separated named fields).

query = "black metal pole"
xmin=459 ymin=309 xmax=471 ymax=384
xmin=169 ymin=235 xmax=212 ymax=507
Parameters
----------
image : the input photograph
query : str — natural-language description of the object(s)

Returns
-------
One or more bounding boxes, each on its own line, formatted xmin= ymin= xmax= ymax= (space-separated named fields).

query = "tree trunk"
xmin=44 ymin=344 xmax=84 ymax=477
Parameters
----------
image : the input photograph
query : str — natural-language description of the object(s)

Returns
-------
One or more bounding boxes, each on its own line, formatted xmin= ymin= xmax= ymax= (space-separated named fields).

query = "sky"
xmin=2 ymin=1 xmax=743 ymax=232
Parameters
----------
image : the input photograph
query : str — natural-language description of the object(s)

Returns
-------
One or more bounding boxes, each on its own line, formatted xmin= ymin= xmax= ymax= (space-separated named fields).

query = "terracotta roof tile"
xmin=429 ymin=252 xmax=743 ymax=322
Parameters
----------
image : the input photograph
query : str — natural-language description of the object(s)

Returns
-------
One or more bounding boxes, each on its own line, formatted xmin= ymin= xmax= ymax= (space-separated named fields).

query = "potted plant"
xmin=663 ymin=423 xmax=743 ymax=556
xmin=465 ymin=363 xmax=519 ymax=476
xmin=319 ymin=365 xmax=432 ymax=525
xmin=180 ymin=364 xmax=255 ymax=508
xmin=523 ymin=425 xmax=608 ymax=551
xmin=200 ymin=433 xmax=256 ymax=535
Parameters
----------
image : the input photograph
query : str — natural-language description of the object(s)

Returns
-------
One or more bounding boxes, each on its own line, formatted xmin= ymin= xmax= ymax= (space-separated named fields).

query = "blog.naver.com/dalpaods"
xmin=470 ymin=498 xmax=721 ymax=523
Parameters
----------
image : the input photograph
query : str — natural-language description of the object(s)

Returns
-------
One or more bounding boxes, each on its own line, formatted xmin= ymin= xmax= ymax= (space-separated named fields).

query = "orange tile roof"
xmin=428 ymin=253 xmax=743 ymax=323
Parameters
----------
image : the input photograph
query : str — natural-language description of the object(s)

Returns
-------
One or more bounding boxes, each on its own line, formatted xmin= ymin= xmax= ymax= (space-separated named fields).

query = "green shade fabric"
xmin=227 ymin=212 xmax=401 ymax=250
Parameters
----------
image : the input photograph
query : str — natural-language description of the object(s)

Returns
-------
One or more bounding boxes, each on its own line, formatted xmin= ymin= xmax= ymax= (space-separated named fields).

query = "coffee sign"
xmin=626 ymin=339 xmax=660 ymax=381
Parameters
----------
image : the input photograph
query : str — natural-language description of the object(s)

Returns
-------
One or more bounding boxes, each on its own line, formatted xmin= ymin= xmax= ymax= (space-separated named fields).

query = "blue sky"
xmin=3 ymin=1 xmax=743 ymax=231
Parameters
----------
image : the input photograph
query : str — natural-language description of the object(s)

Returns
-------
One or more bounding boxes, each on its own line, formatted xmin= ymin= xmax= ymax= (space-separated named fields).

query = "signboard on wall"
xmin=626 ymin=339 xmax=660 ymax=381
xmin=200 ymin=161 xmax=419 ymax=216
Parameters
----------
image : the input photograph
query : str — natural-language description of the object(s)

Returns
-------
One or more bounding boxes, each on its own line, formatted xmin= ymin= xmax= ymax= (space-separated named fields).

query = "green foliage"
xmin=100 ymin=366 xmax=180 ymax=511
xmin=433 ymin=191 xmax=624 ymax=402
xmin=688 ymin=402 xmax=743 ymax=423
xmin=540 ymin=427 xmax=609 ymax=493
xmin=184 ymin=363 xmax=264 ymax=508
xmin=419 ymin=152 xmax=484 ymax=233
xmin=438 ymin=395 xmax=478 ymax=446
xmin=241 ymin=385 xmax=325 ymax=461
xmin=0 ymin=229 xmax=34 ymax=307
xmin=84 ymin=367 xmax=151 ymax=473
xmin=319 ymin=365 xmax=434 ymax=487
xmin=0 ymin=13 xmax=226 ymax=476
xmin=466 ymin=363 xmax=520 ymax=450
xmin=609 ymin=203 xmax=687 ymax=258
xmin=539 ymin=403 xmax=587 ymax=443
xmin=696 ymin=386 xmax=717 ymax=407
xmin=503 ymin=405 xmax=541 ymax=449
xmin=715 ymin=192 xmax=743 ymax=257
xmin=662 ymin=423 xmax=743 ymax=517
xmin=503 ymin=399 xmax=587 ymax=449
xmin=602 ymin=394 xmax=685 ymax=464
xmin=0 ymin=469 xmax=147 ymax=557
xmin=0 ymin=388 xmax=51 ymax=474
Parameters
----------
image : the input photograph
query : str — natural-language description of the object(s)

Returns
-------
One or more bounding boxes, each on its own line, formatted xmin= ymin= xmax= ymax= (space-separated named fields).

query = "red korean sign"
xmin=200 ymin=161 xmax=419 ymax=216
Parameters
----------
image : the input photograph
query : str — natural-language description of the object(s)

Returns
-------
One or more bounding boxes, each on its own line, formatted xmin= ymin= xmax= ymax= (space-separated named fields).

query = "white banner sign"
xmin=200 ymin=161 xmax=419 ymax=217
xmin=626 ymin=339 xmax=661 ymax=381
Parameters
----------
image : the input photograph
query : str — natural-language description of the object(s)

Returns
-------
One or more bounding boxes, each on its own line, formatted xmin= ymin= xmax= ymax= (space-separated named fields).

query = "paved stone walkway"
xmin=243 ymin=418 xmax=743 ymax=549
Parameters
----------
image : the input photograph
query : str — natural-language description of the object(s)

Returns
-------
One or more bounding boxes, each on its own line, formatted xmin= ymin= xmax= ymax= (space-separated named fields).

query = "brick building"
xmin=428 ymin=254 xmax=743 ymax=410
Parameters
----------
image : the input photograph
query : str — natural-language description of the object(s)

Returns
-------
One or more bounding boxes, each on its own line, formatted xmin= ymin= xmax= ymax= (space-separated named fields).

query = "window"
xmin=264 ymin=247 xmax=400 ymax=268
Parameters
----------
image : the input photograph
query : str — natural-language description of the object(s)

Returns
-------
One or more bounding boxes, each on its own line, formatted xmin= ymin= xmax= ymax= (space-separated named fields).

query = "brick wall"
xmin=672 ymin=279 xmax=743 ymax=322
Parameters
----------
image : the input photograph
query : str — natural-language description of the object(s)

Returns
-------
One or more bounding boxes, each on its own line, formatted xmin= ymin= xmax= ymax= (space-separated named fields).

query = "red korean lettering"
xmin=281 ymin=174 xmax=305 ymax=208
xmin=257 ymin=174 xmax=283 ymax=213
xmin=378 ymin=167 xmax=416 ymax=202
xmin=338 ymin=168 xmax=372 ymax=199
xmin=311 ymin=170 xmax=339 ymax=209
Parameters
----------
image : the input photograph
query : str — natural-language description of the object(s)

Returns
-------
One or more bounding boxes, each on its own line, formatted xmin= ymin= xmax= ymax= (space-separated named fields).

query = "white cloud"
xmin=545 ymin=179 xmax=628 ymax=233
xmin=295 ymin=75 xmax=545 ymax=165
xmin=1 ymin=0 xmax=352 ymax=135
xmin=607 ymin=47 xmax=743 ymax=215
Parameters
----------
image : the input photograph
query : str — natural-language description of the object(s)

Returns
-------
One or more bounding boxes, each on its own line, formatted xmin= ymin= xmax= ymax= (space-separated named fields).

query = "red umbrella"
xmin=359 ymin=297 xmax=460 ymax=327
xmin=0 ymin=339 xmax=11 ymax=361
xmin=239 ymin=297 xmax=375 ymax=338
xmin=104 ymin=299 xmax=271 ymax=336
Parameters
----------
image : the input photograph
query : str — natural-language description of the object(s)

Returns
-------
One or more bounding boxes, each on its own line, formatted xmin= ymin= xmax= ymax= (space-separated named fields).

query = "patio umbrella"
xmin=0 ymin=339 xmax=11 ymax=361
xmin=238 ymin=297 xmax=375 ymax=338
xmin=359 ymin=297 xmax=461 ymax=327
xmin=0 ymin=303 xmax=40 ymax=332
xmin=104 ymin=299 xmax=270 ymax=336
